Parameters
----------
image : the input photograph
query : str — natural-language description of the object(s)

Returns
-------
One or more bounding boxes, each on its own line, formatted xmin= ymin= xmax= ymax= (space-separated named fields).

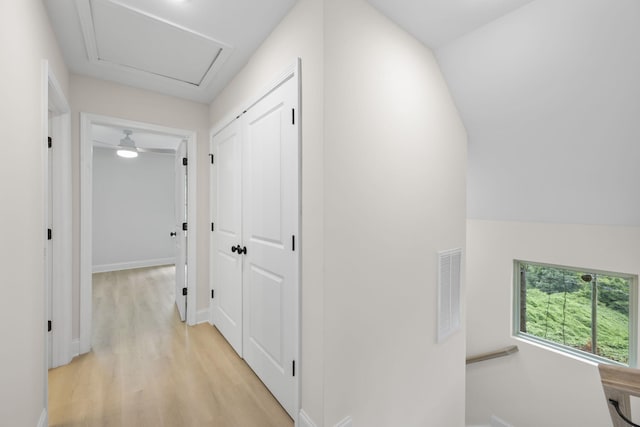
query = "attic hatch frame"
xmin=75 ymin=0 xmax=233 ymax=88
xmin=79 ymin=113 xmax=198 ymax=355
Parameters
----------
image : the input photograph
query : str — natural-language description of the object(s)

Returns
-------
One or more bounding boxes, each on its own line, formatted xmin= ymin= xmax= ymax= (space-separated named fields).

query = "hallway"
xmin=48 ymin=266 xmax=293 ymax=427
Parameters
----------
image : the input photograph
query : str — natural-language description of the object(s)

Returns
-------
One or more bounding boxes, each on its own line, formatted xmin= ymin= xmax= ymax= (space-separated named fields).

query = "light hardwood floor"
xmin=49 ymin=266 xmax=294 ymax=427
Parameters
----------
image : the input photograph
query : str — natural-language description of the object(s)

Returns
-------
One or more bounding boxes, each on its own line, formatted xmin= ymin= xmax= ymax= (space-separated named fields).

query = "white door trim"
xmin=79 ymin=113 xmax=198 ymax=354
xmin=174 ymin=139 xmax=188 ymax=322
xmin=209 ymin=58 xmax=301 ymax=425
xmin=42 ymin=60 xmax=72 ymax=423
xmin=42 ymin=61 xmax=72 ymax=371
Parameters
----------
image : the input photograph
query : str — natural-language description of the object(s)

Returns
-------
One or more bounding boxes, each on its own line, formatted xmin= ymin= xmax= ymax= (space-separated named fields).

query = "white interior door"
xmin=174 ymin=140 xmax=187 ymax=321
xmin=212 ymin=120 xmax=244 ymax=355
xmin=242 ymin=76 xmax=298 ymax=417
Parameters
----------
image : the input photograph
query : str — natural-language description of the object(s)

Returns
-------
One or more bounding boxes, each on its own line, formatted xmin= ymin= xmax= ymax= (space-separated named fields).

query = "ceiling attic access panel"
xmin=76 ymin=0 xmax=232 ymax=87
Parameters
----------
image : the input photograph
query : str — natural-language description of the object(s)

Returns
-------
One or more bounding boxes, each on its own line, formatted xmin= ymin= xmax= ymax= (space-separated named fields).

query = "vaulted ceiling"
xmin=435 ymin=0 xmax=640 ymax=225
xmin=46 ymin=0 xmax=540 ymax=105
xmin=366 ymin=0 xmax=535 ymax=49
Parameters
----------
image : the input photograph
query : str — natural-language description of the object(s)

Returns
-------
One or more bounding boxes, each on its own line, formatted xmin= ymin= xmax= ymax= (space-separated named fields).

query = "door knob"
xmin=170 ymin=232 xmax=177 ymax=237
xmin=231 ymin=245 xmax=247 ymax=255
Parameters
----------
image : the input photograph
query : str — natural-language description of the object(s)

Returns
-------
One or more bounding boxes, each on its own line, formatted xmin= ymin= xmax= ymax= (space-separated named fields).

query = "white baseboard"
xmin=37 ymin=408 xmax=47 ymax=427
xmin=298 ymin=410 xmax=318 ymax=427
xmin=196 ymin=308 xmax=210 ymax=325
xmin=71 ymin=339 xmax=80 ymax=358
xmin=335 ymin=416 xmax=353 ymax=427
xmin=92 ymin=258 xmax=176 ymax=273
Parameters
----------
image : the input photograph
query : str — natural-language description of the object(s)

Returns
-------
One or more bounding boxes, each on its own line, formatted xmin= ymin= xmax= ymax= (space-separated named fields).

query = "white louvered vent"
xmin=437 ymin=248 xmax=462 ymax=343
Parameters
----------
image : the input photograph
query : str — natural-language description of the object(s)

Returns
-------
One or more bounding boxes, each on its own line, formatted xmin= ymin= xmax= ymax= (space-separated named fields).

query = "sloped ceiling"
xmin=366 ymin=0 xmax=535 ymax=49
xmin=436 ymin=0 xmax=640 ymax=225
xmin=48 ymin=0 xmax=540 ymax=103
xmin=45 ymin=0 xmax=297 ymax=104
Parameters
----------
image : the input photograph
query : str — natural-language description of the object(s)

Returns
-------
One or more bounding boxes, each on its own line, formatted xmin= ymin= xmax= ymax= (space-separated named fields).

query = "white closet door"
xmin=174 ymin=140 xmax=187 ymax=321
xmin=212 ymin=120 xmax=244 ymax=355
xmin=242 ymin=75 xmax=298 ymax=417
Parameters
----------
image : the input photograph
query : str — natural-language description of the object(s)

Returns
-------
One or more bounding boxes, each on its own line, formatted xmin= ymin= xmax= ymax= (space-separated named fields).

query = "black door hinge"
xmin=182 ymin=157 xmax=188 ymax=166
xmin=182 ymin=287 xmax=188 ymax=296
xmin=48 ymin=320 xmax=52 ymax=332
xmin=292 ymin=108 xmax=295 ymax=125
xmin=182 ymin=222 xmax=188 ymax=231
xmin=209 ymin=154 xmax=214 ymax=164
xmin=292 ymin=235 xmax=295 ymax=251
xmin=47 ymin=229 xmax=52 ymax=240
xmin=47 ymin=136 xmax=52 ymax=149
xmin=211 ymin=222 xmax=215 ymax=232
xmin=211 ymin=289 xmax=215 ymax=299
xmin=292 ymin=360 xmax=296 ymax=376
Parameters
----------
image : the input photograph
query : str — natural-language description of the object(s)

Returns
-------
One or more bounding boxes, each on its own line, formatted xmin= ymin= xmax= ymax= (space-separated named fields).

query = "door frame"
xmin=42 ymin=61 xmax=72 ymax=370
xmin=42 ymin=61 xmax=72 ymax=425
xmin=79 ymin=113 xmax=198 ymax=354
xmin=208 ymin=58 xmax=301 ymax=424
xmin=174 ymin=139 xmax=189 ymax=322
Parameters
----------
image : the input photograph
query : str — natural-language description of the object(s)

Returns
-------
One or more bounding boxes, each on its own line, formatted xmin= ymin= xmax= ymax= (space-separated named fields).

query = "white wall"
xmin=466 ymin=220 xmax=640 ymax=427
xmin=209 ymin=0 xmax=325 ymax=422
xmin=70 ymin=75 xmax=210 ymax=339
xmin=0 ymin=1 xmax=69 ymax=425
xmin=437 ymin=0 xmax=640 ymax=226
xmin=435 ymin=1 xmax=640 ymax=425
xmin=92 ymin=147 xmax=176 ymax=271
xmin=323 ymin=0 xmax=467 ymax=425
xmin=210 ymin=2 xmax=467 ymax=425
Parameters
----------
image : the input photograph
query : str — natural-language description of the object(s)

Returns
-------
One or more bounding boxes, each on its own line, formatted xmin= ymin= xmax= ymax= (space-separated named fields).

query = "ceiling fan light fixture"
xmin=117 ymin=130 xmax=139 ymax=158
xmin=117 ymin=148 xmax=138 ymax=158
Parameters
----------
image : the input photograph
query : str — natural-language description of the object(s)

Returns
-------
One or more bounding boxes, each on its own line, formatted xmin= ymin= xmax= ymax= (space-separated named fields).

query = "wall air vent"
xmin=437 ymin=248 xmax=462 ymax=343
xmin=75 ymin=0 xmax=232 ymax=88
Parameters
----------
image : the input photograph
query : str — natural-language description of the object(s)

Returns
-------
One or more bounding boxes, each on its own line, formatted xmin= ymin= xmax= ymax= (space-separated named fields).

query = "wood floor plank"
xmin=49 ymin=265 xmax=293 ymax=427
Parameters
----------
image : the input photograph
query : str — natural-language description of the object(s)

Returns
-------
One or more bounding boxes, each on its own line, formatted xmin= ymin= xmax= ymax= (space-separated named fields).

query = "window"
xmin=514 ymin=260 xmax=637 ymax=366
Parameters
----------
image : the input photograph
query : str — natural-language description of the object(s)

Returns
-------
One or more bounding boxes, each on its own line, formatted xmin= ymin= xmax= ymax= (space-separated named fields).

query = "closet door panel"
xmin=242 ymin=75 xmax=298 ymax=418
xmin=212 ymin=120 xmax=243 ymax=356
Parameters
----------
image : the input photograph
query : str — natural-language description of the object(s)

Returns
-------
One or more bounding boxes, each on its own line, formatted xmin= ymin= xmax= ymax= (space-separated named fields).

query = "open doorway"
xmin=79 ymin=114 xmax=198 ymax=355
xmin=91 ymin=124 xmax=188 ymax=318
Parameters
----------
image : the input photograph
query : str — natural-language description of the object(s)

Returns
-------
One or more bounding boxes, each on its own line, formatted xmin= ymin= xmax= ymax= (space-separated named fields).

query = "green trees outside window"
xmin=515 ymin=261 xmax=636 ymax=365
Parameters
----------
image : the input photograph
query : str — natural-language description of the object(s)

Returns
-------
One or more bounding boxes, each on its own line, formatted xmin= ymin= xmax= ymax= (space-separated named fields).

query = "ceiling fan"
xmin=92 ymin=129 xmax=177 ymax=156
xmin=117 ymin=130 xmax=138 ymax=158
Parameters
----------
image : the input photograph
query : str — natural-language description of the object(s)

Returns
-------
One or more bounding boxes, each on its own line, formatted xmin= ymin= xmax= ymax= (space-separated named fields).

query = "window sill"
xmin=512 ymin=334 xmax=630 ymax=368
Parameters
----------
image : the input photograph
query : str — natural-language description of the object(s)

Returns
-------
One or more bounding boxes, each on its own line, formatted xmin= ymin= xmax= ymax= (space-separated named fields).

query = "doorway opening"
xmin=79 ymin=114 xmax=198 ymax=355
